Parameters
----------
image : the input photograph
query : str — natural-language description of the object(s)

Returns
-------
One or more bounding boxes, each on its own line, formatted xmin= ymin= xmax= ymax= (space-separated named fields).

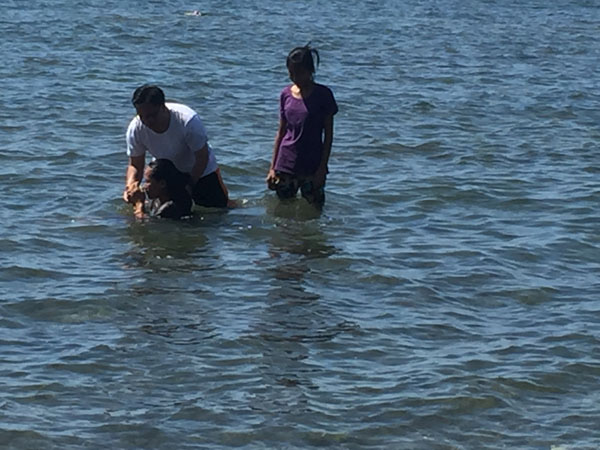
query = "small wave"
xmin=0 ymin=266 xmax=68 ymax=281
xmin=6 ymin=298 xmax=116 ymax=323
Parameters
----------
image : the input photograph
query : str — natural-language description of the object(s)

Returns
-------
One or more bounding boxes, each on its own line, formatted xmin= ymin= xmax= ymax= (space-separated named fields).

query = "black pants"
xmin=192 ymin=171 xmax=228 ymax=208
xmin=273 ymin=172 xmax=325 ymax=206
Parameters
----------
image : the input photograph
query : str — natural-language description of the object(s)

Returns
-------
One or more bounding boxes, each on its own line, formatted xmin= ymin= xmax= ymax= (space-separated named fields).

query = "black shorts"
xmin=273 ymin=172 xmax=325 ymax=206
xmin=192 ymin=170 xmax=229 ymax=208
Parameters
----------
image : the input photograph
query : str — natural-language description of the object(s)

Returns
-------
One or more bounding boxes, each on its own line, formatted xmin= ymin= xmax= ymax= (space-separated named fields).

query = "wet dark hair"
xmin=147 ymin=159 xmax=191 ymax=209
xmin=286 ymin=44 xmax=320 ymax=74
xmin=132 ymin=84 xmax=165 ymax=107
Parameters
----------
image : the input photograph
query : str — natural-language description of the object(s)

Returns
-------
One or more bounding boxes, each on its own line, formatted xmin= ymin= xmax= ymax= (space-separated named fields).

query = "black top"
xmin=149 ymin=198 xmax=192 ymax=219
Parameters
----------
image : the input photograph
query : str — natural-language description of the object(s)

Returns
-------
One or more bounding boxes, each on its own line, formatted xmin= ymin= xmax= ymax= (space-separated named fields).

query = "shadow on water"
xmin=118 ymin=209 xmax=222 ymax=301
xmin=242 ymin=200 xmax=360 ymax=414
xmin=265 ymin=194 xmax=324 ymax=222
xmin=264 ymin=196 xmax=337 ymax=292
xmin=121 ymin=210 xmax=227 ymax=271
xmin=117 ymin=210 xmax=229 ymax=343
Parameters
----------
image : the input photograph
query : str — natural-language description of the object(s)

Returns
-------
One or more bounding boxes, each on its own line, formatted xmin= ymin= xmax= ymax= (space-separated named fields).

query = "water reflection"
xmin=122 ymin=216 xmax=210 ymax=272
xmin=244 ymin=213 xmax=346 ymax=413
xmin=119 ymin=215 xmax=214 ymax=310
xmin=266 ymin=214 xmax=336 ymax=295
xmin=266 ymin=195 xmax=324 ymax=222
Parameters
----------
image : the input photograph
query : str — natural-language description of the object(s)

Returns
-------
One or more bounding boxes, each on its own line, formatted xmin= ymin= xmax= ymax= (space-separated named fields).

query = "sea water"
xmin=1 ymin=0 xmax=599 ymax=448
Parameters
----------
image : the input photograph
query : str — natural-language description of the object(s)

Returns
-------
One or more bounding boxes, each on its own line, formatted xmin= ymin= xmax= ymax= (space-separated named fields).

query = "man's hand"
xmin=124 ymin=155 xmax=146 ymax=202
xmin=133 ymin=200 xmax=146 ymax=219
xmin=123 ymin=183 xmax=144 ymax=204
xmin=124 ymin=183 xmax=146 ymax=218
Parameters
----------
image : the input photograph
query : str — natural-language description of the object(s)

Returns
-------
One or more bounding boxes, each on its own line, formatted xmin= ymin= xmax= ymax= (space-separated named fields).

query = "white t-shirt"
xmin=126 ymin=102 xmax=218 ymax=177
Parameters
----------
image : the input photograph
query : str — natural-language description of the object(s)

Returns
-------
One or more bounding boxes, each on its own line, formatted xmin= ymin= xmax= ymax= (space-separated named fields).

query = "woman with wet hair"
xmin=142 ymin=159 xmax=193 ymax=219
xmin=266 ymin=44 xmax=338 ymax=207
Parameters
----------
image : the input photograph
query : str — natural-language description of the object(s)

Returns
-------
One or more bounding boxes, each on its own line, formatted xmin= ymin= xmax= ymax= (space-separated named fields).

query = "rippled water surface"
xmin=1 ymin=0 xmax=599 ymax=449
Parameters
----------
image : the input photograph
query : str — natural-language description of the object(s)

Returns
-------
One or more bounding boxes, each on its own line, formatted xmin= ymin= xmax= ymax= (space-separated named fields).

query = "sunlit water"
xmin=1 ymin=0 xmax=599 ymax=449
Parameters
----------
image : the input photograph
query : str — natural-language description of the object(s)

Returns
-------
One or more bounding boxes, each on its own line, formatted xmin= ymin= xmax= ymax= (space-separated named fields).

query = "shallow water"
xmin=1 ymin=0 xmax=599 ymax=449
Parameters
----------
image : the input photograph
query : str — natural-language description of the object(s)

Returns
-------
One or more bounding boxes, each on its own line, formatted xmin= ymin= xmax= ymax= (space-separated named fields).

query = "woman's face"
xmin=143 ymin=167 xmax=166 ymax=199
xmin=288 ymin=64 xmax=312 ymax=87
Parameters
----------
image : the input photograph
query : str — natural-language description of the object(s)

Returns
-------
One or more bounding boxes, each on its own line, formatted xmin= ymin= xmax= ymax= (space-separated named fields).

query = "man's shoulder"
xmin=127 ymin=114 xmax=140 ymax=128
xmin=166 ymin=102 xmax=198 ymax=124
xmin=126 ymin=115 xmax=144 ymax=138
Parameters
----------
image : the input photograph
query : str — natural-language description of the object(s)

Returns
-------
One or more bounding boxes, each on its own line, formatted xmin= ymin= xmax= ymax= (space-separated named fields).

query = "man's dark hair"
xmin=132 ymin=84 xmax=165 ymax=106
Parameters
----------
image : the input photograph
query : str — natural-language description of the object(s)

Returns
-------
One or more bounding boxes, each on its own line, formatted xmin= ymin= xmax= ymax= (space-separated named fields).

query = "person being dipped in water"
xmin=266 ymin=44 xmax=338 ymax=207
xmin=123 ymin=84 xmax=230 ymax=212
xmin=145 ymin=159 xmax=193 ymax=219
xmin=127 ymin=159 xmax=193 ymax=220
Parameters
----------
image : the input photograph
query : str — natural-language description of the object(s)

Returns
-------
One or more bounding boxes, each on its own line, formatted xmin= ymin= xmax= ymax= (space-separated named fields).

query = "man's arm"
xmin=189 ymin=144 xmax=209 ymax=185
xmin=123 ymin=155 xmax=145 ymax=203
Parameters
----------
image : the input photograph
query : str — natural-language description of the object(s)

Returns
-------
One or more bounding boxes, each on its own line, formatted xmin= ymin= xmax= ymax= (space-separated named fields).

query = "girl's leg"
xmin=274 ymin=173 xmax=299 ymax=200
xmin=300 ymin=179 xmax=325 ymax=206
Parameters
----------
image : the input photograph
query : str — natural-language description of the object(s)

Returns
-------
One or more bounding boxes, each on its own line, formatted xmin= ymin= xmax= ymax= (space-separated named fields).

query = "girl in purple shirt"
xmin=266 ymin=45 xmax=338 ymax=207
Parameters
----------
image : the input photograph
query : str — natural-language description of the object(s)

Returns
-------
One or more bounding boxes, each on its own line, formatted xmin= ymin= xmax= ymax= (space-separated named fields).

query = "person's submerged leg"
xmin=192 ymin=169 xmax=229 ymax=207
xmin=300 ymin=179 xmax=325 ymax=207
xmin=274 ymin=173 xmax=299 ymax=200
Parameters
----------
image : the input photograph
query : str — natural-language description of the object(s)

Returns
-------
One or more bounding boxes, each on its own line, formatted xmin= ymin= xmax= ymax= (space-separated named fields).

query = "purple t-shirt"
xmin=274 ymin=83 xmax=338 ymax=176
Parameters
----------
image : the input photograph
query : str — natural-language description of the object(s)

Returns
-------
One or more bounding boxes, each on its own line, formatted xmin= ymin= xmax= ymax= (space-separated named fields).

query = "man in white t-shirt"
xmin=122 ymin=84 xmax=229 ymax=209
